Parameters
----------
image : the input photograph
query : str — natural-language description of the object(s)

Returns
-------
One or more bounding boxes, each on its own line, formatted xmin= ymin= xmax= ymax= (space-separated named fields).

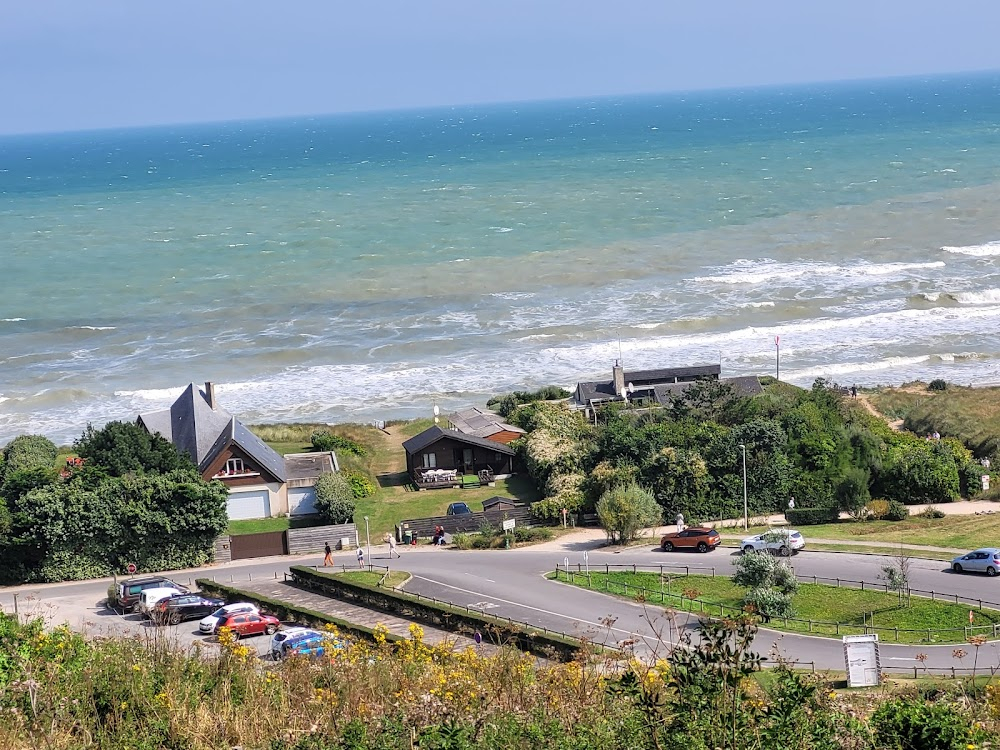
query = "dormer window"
xmin=226 ymin=458 xmax=245 ymax=475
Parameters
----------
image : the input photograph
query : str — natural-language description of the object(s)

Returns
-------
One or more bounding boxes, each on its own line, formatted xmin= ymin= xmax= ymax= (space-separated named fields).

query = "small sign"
xmin=126 ymin=563 xmax=137 ymax=574
xmin=970 ymin=610 xmax=975 ymax=624
xmin=843 ymin=634 xmax=881 ymax=687
xmin=775 ymin=335 xmax=780 ymax=346
xmin=983 ymin=475 xmax=991 ymax=492
xmin=502 ymin=518 xmax=516 ymax=531
xmin=474 ymin=631 xmax=482 ymax=645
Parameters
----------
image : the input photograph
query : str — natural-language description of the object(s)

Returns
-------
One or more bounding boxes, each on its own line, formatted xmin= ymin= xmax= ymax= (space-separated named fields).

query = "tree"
xmin=596 ymin=482 xmax=662 ymax=545
xmin=879 ymin=547 xmax=913 ymax=606
xmin=313 ymin=472 xmax=356 ymax=524
xmin=732 ymin=550 xmax=798 ymax=621
xmin=2 ymin=434 xmax=58 ymax=476
xmin=74 ymin=421 xmax=194 ymax=476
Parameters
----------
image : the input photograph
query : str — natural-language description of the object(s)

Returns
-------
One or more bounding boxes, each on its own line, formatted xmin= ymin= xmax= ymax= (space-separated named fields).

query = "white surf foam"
xmin=693 ymin=259 xmax=944 ymax=286
xmin=949 ymin=289 xmax=1000 ymax=305
xmin=941 ymin=241 xmax=1000 ymax=256
xmin=70 ymin=326 xmax=117 ymax=331
xmin=1 ymin=318 xmax=26 ymax=322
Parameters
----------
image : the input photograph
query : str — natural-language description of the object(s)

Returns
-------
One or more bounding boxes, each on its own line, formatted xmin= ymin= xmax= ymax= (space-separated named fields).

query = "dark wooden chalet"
xmin=402 ymin=426 xmax=515 ymax=489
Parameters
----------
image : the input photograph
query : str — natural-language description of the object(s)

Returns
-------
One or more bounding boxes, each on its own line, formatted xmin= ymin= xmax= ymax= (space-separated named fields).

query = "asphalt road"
xmin=3 ymin=537 xmax=999 ymax=672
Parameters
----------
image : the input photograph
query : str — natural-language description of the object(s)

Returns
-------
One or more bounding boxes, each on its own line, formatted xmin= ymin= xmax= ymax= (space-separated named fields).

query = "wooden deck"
xmin=412 ymin=468 xmax=495 ymax=490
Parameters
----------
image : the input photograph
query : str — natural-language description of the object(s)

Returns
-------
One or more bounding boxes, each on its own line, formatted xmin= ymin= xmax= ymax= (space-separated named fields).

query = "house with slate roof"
xmin=138 ymin=382 xmax=337 ymax=520
xmin=402 ymin=425 xmax=515 ymax=489
xmin=446 ymin=406 xmax=525 ymax=445
xmin=573 ymin=361 xmax=761 ymax=413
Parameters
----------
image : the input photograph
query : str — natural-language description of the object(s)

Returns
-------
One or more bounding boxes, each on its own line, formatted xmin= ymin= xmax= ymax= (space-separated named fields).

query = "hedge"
xmin=784 ymin=506 xmax=839 ymax=526
xmin=288 ymin=566 xmax=603 ymax=662
xmin=195 ymin=578 xmax=404 ymax=645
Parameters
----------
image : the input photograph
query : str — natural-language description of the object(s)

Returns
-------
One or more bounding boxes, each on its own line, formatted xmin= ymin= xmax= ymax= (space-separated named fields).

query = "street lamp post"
xmin=364 ymin=516 xmax=371 ymax=569
xmin=738 ymin=444 xmax=748 ymax=530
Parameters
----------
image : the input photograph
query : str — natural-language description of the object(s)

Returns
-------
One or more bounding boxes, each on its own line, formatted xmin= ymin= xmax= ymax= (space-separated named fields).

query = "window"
xmin=422 ymin=453 xmax=437 ymax=468
xmin=225 ymin=458 xmax=245 ymax=475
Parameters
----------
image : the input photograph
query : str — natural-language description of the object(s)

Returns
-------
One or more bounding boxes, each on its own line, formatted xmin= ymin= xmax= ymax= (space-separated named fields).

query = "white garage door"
xmin=226 ymin=489 xmax=270 ymax=520
xmin=288 ymin=487 xmax=317 ymax=516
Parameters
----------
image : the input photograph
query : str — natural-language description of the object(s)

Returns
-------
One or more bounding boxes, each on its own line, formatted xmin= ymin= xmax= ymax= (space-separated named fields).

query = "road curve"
xmin=2 ymin=538 xmax=998 ymax=673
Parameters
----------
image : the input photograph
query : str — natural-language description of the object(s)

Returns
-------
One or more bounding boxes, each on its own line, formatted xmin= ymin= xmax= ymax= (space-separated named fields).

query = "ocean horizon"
xmin=4 ymin=71 xmax=1000 ymax=445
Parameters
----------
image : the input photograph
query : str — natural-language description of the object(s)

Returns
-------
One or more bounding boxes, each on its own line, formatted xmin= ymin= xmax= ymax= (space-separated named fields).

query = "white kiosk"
xmin=843 ymin=634 xmax=881 ymax=687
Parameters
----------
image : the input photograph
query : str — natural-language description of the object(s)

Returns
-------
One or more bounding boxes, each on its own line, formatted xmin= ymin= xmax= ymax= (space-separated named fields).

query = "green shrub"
xmin=344 ymin=470 xmax=376 ymax=499
xmin=784 ymin=506 xmax=839 ymax=525
xmin=313 ymin=472 xmax=356 ymax=524
xmin=2 ymin=434 xmax=58 ymax=476
xmin=450 ymin=533 xmax=473 ymax=550
xmin=885 ymin=499 xmax=910 ymax=521
xmin=311 ymin=431 xmax=369 ymax=456
xmin=871 ymin=698 xmax=970 ymax=750
xmin=928 ymin=379 xmax=948 ymax=391
xmin=919 ymin=505 xmax=946 ymax=519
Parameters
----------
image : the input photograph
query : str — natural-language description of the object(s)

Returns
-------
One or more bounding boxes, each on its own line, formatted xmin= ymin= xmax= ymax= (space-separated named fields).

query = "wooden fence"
xmin=286 ymin=523 xmax=359 ymax=554
xmin=395 ymin=506 xmax=534 ymax=541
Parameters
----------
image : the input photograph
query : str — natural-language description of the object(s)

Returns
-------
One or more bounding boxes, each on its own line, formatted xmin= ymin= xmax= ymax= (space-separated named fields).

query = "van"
xmin=137 ymin=587 xmax=183 ymax=617
xmin=108 ymin=576 xmax=187 ymax=613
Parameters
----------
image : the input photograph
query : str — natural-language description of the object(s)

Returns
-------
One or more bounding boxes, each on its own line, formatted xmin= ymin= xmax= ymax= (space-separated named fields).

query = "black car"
xmin=446 ymin=502 xmax=472 ymax=515
xmin=153 ymin=593 xmax=226 ymax=626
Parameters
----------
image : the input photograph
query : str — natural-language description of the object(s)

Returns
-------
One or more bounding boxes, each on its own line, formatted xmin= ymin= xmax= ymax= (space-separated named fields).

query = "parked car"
xmin=278 ymin=630 xmax=346 ymax=660
xmin=741 ymin=529 xmax=805 ymax=556
xmin=951 ymin=548 xmax=1000 ymax=576
xmin=137 ymin=587 xmax=184 ymax=617
xmin=199 ymin=602 xmax=260 ymax=634
xmin=269 ymin=627 xmax=317 ymax=659
xmin=217 ymin=612 xmax=281 ymax=638
xmin=660 ymin=527 xmax=721 ymax=553
xmin=153 ymin=594 xmax=226 ymax=626
xmin=108 ymin=576 xmax=188 ymax=613
xmin=446 ymin=502 xmax=472 ymax=515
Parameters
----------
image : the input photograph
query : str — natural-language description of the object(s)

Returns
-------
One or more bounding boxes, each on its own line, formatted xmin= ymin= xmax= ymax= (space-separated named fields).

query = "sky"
xmin=3 ymin=1 xmax=1000 ymax=135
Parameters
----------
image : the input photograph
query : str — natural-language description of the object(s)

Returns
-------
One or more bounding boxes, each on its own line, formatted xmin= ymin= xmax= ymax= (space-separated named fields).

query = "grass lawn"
xmin=747 ymin=513 xmax=1000 ymax=552
xmin=332 ymin=570 xmax=410 ymax=588
xmin=227 ymin=515 xmax=328 ymax=536
xmin=551 ymin=570 xmax=1000 ymax=644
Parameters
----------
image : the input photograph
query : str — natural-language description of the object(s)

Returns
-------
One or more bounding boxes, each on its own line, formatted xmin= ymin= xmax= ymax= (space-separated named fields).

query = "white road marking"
xmin=463 ymin=573 xmax=496 ymax=583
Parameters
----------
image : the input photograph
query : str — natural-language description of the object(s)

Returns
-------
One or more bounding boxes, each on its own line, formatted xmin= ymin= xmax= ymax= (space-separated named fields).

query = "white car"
xmin=198 ymin=602 xmax=260 ymax=634
xmin=741 ymin=529 xmax=805 ymax=556
xmin=269 ymin=627 xmax=317 ymax=660
xmin=137 ymin=587 xmax=183 ymax=617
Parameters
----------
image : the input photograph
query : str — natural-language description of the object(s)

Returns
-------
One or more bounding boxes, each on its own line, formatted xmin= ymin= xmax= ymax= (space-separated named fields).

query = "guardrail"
xmin=554 ymin=564 xmax=1000 ymax=643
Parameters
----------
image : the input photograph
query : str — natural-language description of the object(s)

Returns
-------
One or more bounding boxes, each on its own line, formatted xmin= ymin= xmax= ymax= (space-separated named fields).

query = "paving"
xmin=237 ymin=578 xmax=484 ymax=650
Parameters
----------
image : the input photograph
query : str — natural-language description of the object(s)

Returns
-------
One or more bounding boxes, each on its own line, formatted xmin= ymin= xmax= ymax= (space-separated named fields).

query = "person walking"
xmin=356 ymin=546 xmax=365 ymax=569
xmin=850 ymin=384 xmax=858 ymax=399
xmin=322 ymin=542 xmax=333 ymax=567
xmin=675 ymin=512 xmax=685 ymax=534
xmin=387 ymin=534 xmax=400 ymax=559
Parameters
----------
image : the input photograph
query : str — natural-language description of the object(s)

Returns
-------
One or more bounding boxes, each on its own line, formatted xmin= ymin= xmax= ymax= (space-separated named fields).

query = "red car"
xmin=217 ymin=612 xmax=280 ymax=638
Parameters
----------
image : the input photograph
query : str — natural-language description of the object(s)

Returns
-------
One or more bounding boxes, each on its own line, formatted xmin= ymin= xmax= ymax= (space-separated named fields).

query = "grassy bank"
xmin=552 ymin=570 xmax=1000 ymax=643
xmin=3 ymin=611 xmax=996 ymax=750
xmin=868 ymin=381 xmax=1000 ymax=459
xmin=747 ymin=513 xmax=1000 ymax=551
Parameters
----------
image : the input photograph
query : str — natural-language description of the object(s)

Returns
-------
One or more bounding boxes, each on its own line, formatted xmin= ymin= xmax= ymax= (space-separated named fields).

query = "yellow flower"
xmin=131 ymin=664 xmax=141 ymax=672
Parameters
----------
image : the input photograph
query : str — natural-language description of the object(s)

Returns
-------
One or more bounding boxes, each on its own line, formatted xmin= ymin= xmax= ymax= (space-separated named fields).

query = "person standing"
xmin=356 ymin=546 xmax=365 ymax=569
xmin=675 ymin=512 xmax=685 ymax=533
xmin=388 ymin=534 xmax=400 ymax=559
xmin=323 ymin=542 xmax=333 ymax=567
xmin=850 ymin=384 xmax=857 ymax=399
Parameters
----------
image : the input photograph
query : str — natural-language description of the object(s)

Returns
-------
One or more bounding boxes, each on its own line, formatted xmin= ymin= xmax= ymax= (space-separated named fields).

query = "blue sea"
xmin=4 ymin=72 xmax=1000 ymax=444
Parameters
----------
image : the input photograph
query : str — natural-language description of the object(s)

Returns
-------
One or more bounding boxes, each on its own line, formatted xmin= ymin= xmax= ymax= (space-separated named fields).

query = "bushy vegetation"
xmin=343 ymin=469 xmax=377 ymax=499
xmin=0 ymin=611 xmax=993 ymax=750
xmin=313 ymin=472 xmax=357 ymax=525
xmin=733 ymin=547 xmax=799 ymax=620
xmin=0 ymin=424 xmax=226 ymax=583
xmin=486 ymin=385 xmax=571 ymax=418
xmin=515 ymin=378 xmax=985 ymax=527
xmin=595 ymin=482 xmax=662 ymax=544
xmin=450 ymin=523 xmax=553 ymax=549
xmin=311 ymin=430 xmax=369 ymax=456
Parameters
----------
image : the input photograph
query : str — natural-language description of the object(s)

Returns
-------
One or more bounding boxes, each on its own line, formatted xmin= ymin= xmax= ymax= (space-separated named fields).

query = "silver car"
xmin=740 ymin=529 xmax=805 ymax=556
xmin=951 ymin=548 xmax=1000 ymax=576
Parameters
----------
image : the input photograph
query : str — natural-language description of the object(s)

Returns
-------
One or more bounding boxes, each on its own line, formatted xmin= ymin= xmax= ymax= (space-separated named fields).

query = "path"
xmin=856 ymin=393 xmax=904 ymax=431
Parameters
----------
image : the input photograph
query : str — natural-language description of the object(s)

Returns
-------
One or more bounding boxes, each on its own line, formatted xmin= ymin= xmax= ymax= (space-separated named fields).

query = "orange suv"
xmin=660 ymin=526 xmax=721 ymax=553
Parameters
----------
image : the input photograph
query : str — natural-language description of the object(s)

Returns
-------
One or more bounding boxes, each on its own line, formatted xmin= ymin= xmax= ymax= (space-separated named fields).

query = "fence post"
xmin=955 ymin=594 xmax=959 ymax=605
xmin=927 ymin=629 xmax=931 ymax=642
xmin=835 ymin=623 xmax=839 ymax=635
xmin=931 ymin=591 xmax=935 ymax=601
xmin=836 ymin=579 xmax=840 ymax=587
xmin=808 ymin=620 xmax=812 ymax=633
xmin=894 ymin=627 xmax=898 ymax=642
xmin=633 ymin=564 xmax=636 ymax=574
xmin=712 ymin=567 xmax=716 ymax=578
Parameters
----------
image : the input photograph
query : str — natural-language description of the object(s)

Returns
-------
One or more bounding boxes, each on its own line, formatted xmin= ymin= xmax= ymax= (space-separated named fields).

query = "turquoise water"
xmin=4 ymin=72 xmax=1000 ymax=442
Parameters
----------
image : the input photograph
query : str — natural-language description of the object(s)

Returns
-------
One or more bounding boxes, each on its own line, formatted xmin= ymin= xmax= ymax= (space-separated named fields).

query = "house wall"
xmin=406 ymin=436 xmax=513 ymax=475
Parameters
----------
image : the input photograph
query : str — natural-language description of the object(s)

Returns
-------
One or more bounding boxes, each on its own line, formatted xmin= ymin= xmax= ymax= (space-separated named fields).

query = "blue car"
xmin=279 ymin=631 xmax=346 ymax=659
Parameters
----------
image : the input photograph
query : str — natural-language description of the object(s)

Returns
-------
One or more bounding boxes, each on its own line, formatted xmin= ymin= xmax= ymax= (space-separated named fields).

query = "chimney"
xmin=612 ymin=360 xmax=625 ymax=397
xmin=204 ymin=381 xmax=216 ymax=409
